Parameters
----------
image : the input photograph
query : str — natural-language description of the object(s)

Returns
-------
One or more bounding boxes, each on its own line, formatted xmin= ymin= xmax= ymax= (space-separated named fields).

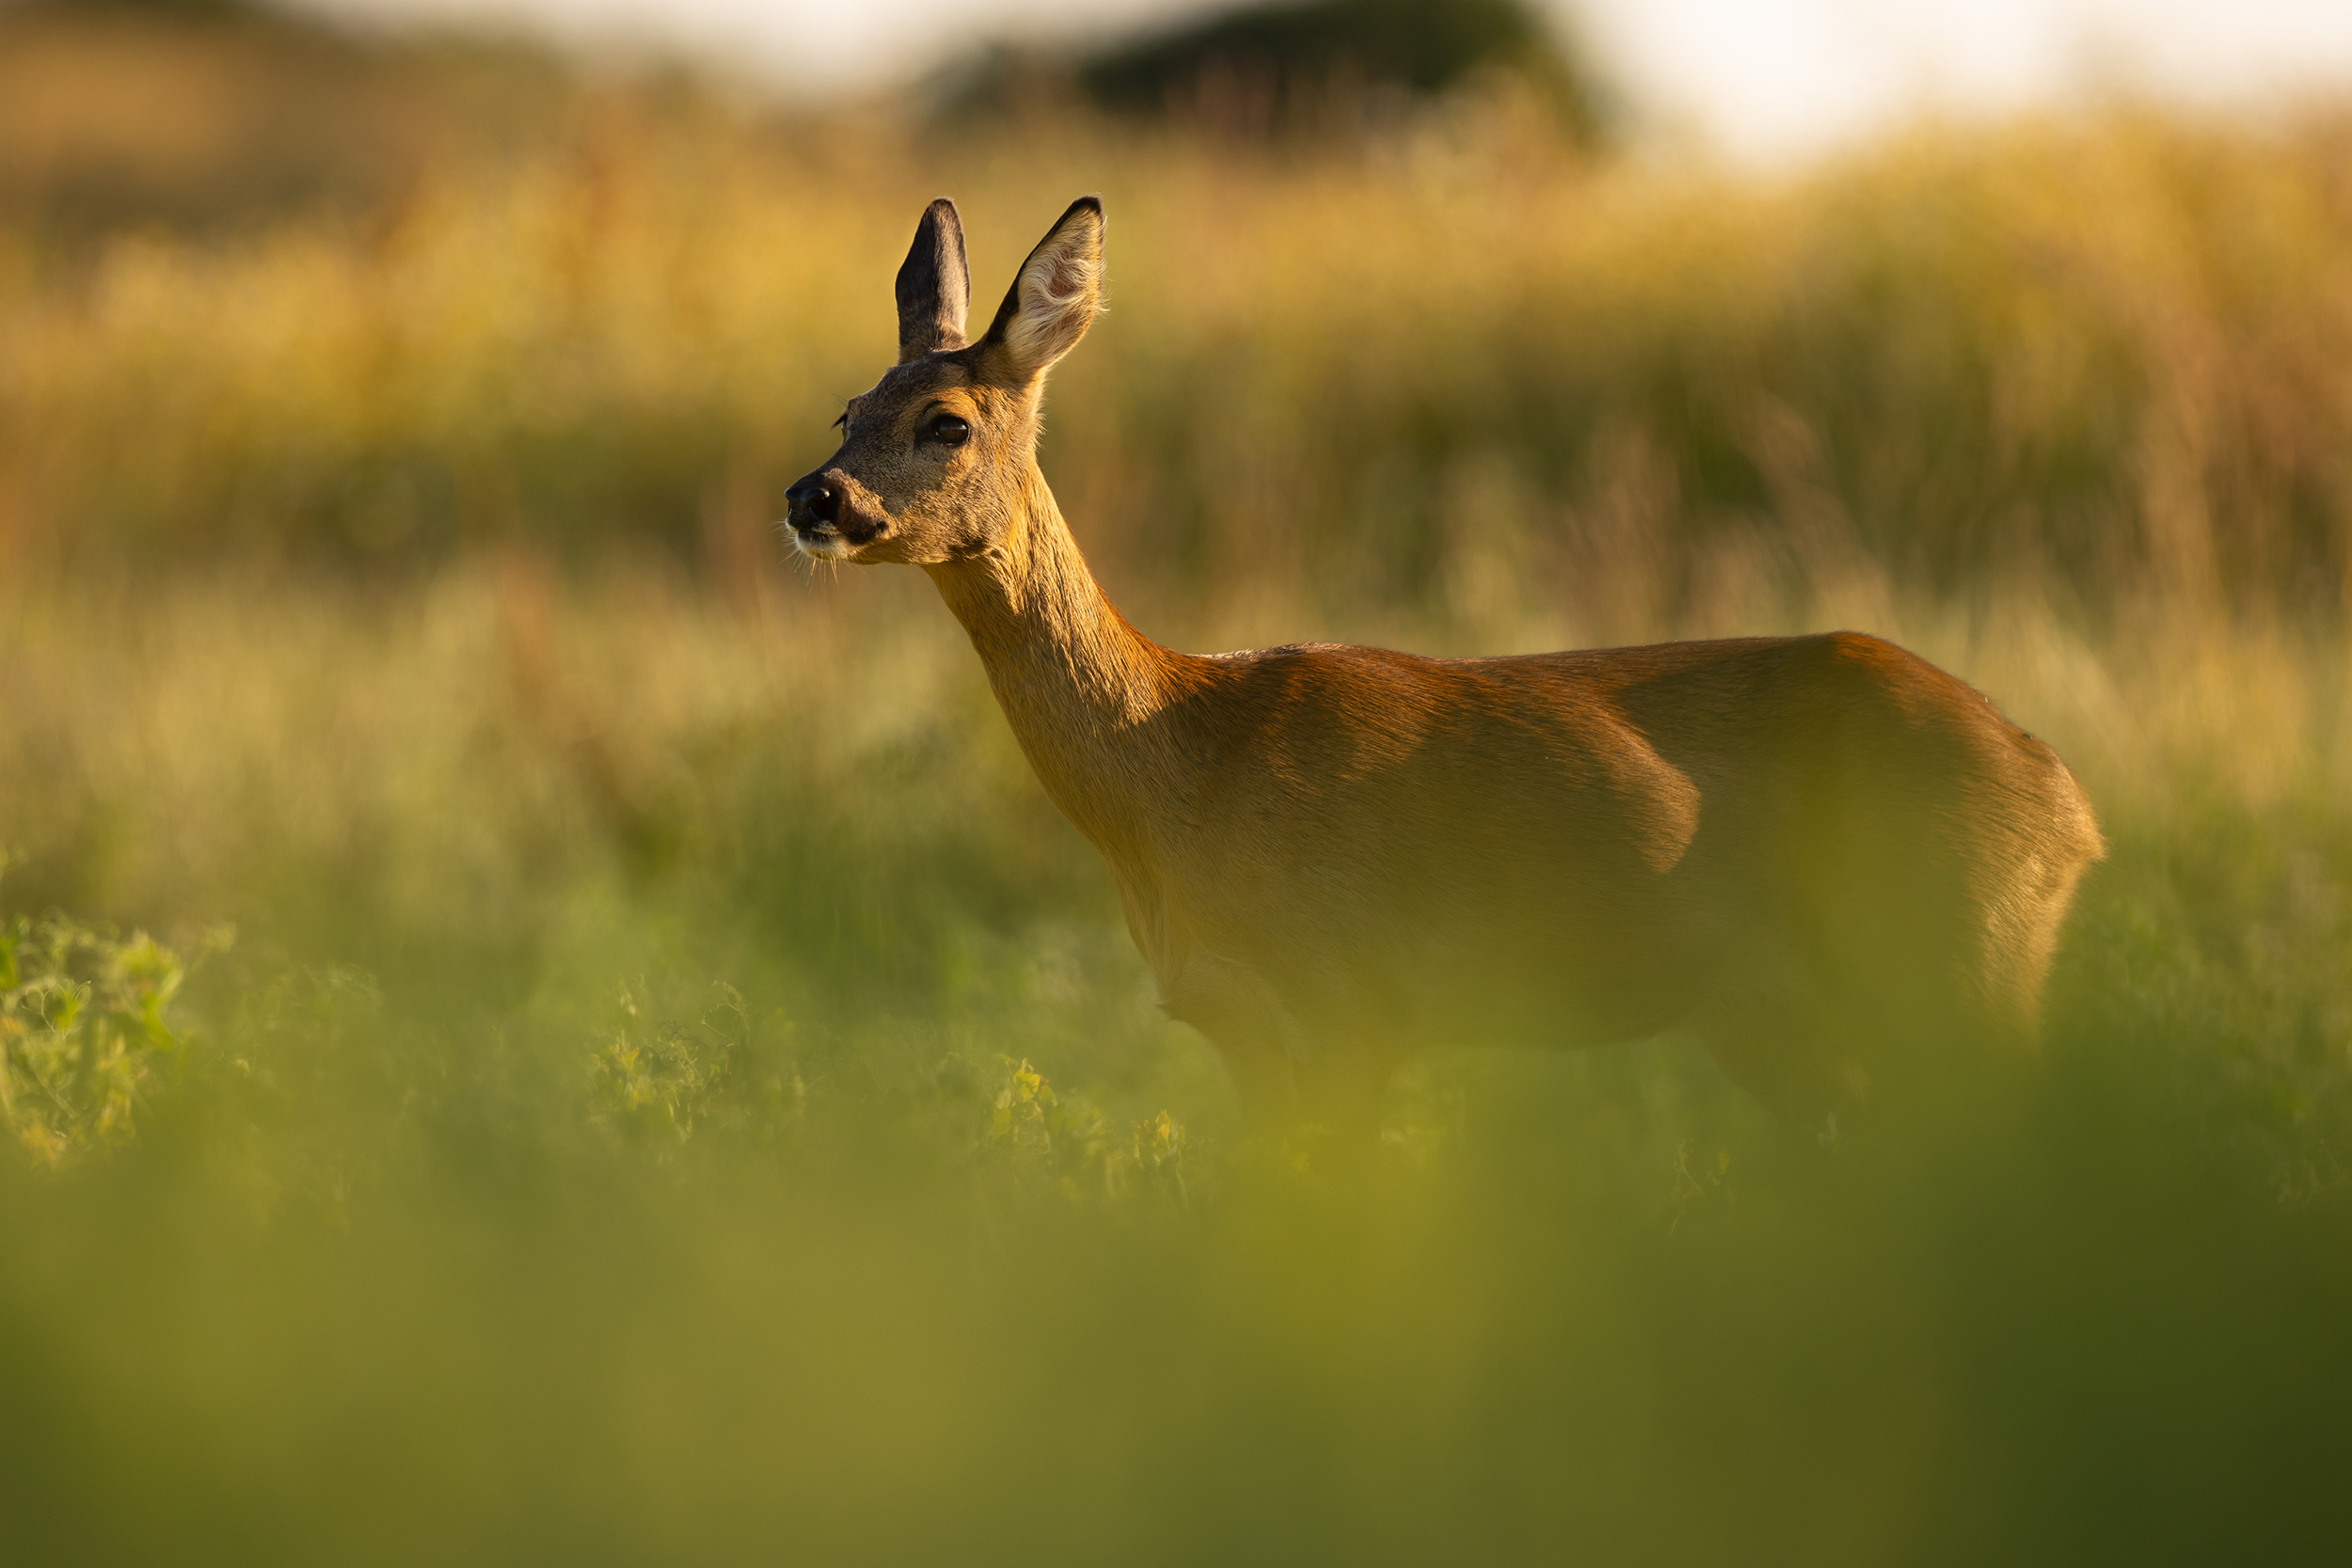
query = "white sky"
xmin=304 ymin=0 xmax=2352 ymax=164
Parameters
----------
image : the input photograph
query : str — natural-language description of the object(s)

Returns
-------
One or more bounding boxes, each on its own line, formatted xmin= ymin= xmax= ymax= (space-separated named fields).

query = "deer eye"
xmin=922 ymin=414 xmax=970 ymax=448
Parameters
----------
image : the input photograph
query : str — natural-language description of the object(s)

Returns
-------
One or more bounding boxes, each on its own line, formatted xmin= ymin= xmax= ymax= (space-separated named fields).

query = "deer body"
xmin=788 ymin=197 xmax=2104 ymax=1132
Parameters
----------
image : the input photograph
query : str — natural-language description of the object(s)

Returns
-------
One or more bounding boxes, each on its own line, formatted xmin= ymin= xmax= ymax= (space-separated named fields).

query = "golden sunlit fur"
xmin=785 ymin=197 xmax=2106 ymax=1137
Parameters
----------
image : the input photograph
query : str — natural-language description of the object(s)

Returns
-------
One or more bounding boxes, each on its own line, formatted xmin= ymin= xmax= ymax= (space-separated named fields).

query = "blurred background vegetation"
xmin=4 ymin=0 xmax=2352 ymax=1560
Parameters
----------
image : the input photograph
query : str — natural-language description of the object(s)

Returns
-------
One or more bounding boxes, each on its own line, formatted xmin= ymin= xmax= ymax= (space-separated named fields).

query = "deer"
xmin=783 ymin=196 xmax=2106 ymax=1143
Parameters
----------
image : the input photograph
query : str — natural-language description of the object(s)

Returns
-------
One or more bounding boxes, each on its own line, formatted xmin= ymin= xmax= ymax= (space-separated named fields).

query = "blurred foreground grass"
xmin=5 ymin=20 xmax=2352 ymax=1561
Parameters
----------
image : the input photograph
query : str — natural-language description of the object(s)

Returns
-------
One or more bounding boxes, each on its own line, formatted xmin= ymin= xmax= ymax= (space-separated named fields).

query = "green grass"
xmin=4 ymin=559 xmax=2349 ymax=1563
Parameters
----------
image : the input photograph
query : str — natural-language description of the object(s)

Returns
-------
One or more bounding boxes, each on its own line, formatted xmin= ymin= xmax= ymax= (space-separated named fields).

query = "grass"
xmin=4 ymin=553 xmax=2348 ymax=1563
xmin=4 ymin=21 xmax=2352 ymax=1562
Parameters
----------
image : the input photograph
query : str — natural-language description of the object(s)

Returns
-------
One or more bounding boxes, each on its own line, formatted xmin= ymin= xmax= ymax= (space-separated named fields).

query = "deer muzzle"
xmin=785 ymin=469 xmax=886 ymax=560
xmin=785 ymin=475 xmax=840 ymax=534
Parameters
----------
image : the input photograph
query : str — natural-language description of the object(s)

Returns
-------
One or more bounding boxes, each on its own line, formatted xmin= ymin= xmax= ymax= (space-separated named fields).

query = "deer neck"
xmin=923 ymin=469 xmax=1185 ymax=847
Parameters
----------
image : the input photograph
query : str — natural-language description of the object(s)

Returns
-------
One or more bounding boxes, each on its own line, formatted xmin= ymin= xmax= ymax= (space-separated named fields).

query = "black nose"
xmin=786 ymin=477 xmax=839 ymax=529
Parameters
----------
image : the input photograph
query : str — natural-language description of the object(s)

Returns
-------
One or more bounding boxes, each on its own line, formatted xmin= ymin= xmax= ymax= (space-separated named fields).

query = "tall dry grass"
xmin=6 ymin=69 xmax=2348 ymax=1131
xmin=5 ymin=80 xmax=2350 ymax=630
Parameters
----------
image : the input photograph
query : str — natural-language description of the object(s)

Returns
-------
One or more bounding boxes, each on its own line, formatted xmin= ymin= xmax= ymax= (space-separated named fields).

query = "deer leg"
xmin=1162 ymin=952 xmax=1303 ymax=1128
xmin=1163 ymin=953 xmax=1391 ymax=1145
xmin=1695 ymin=927 xmax=2025 ymax=1139
xmin=1689 ymin=951 xmax=1874 ymax=1142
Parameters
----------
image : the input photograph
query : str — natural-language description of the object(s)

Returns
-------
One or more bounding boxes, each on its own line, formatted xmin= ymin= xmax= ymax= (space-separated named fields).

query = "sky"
xmin=305 ymin=0 xmax=2352 ymax=164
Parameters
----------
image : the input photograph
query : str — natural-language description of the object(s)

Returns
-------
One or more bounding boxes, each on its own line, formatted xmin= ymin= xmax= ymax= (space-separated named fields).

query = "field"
xmin=6 ymin=11 xmax=2352 ymax=1562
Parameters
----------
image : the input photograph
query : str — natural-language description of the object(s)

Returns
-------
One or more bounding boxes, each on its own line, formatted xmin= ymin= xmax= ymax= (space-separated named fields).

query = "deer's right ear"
xmin=978 ymin=196 xmax=1104 ymax=384
xmin=896 ymin=198 xmax=970 ymax=363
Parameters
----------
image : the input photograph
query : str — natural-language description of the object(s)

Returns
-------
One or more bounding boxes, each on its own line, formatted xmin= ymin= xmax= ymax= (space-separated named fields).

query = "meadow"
xmin=5 ymin=14 xmax=2352 ymax=1561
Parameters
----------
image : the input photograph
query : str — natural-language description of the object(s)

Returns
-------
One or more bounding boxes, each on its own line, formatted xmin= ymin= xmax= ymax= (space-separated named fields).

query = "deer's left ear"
xmin=896 ymin=198 xmax=970 ymax=363
xmin=979 ymin=196 xmax=1104 ymax=383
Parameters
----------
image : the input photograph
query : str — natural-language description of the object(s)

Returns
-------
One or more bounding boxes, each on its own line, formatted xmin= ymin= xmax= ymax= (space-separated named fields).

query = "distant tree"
xmin=1076 ymin=0 xmax=1606 ymax=139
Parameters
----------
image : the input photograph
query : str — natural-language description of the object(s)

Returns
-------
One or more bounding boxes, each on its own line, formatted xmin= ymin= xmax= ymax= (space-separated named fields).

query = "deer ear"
xmin=896 ymin=198 xmax=970 ymax=362
xmin=979 ymin=196 xmax=1103 ymax=383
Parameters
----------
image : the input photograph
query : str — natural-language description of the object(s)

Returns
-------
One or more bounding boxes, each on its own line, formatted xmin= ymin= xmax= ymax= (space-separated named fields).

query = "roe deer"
xmin=784 ymin=196 xmax=2106 ymax=1138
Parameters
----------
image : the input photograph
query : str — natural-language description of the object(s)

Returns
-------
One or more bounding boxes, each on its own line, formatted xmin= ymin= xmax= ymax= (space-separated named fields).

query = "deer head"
xmin=783 ymin=196 xmax=1104 ymax=564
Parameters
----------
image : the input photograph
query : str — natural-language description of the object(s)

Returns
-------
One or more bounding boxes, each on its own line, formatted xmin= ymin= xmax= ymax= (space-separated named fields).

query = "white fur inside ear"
xmin=1005 ymin=221 xmax=1103 ymax=375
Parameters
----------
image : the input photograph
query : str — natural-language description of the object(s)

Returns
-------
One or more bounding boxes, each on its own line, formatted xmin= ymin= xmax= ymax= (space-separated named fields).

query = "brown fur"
xmin=785 ymin=197 xmax=2106 ymax=1134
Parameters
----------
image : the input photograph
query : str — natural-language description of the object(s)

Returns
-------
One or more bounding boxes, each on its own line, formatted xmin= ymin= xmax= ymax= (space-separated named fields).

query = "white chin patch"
xmin=793 ymin=531 xmax=854 ymax=562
